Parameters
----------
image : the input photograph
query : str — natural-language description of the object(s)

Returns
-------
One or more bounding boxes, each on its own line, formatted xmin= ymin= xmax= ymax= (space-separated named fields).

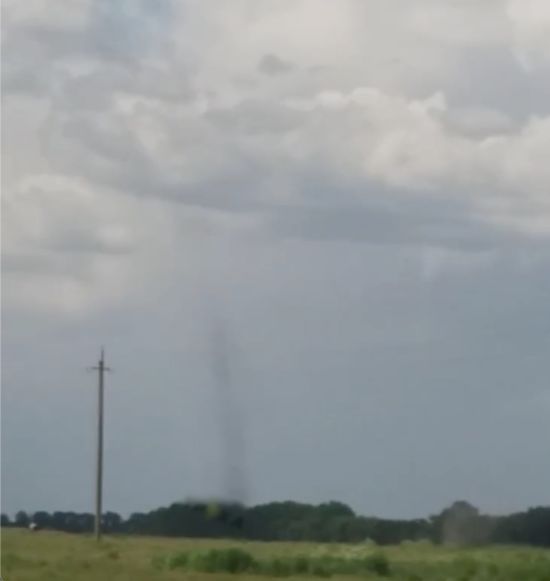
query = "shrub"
xmin=309 ymin=561 xmax=333 ymax=578
xmin=262 ymin=557 xmax=293 ymax=577
xmin=452 ymin=556 xmax=478 ymax=579
xmin=291 ymin=555 xmax=310 ymax=574
xmin=191 ymin=548 xmax=257 ymax=574
xmin=167 ymin=552 xmax=189 ymax=570
xmin=156 ymin=547 xmax=393 ymax=578
xmin=364 ymin=552 xmax=391 ymax=576
xmin=150 ymin=555 xmax=167 ymax=570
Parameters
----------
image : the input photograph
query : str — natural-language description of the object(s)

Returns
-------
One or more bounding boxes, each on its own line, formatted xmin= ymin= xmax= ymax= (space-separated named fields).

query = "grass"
xmin=1 ymin=528 xmax=550 ymax=581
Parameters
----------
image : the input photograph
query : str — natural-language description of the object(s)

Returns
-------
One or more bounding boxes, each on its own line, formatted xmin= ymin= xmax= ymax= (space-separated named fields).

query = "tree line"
xmin=2 ymin=500 xmax=549 ymax=547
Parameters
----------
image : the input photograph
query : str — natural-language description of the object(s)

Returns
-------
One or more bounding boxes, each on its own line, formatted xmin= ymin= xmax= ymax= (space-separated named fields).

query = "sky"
xmin=2 ymin=0 xmax=550 ymax=520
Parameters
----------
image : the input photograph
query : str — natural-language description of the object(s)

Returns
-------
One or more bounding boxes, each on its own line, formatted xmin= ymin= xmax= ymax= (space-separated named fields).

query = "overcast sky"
xmin=2 ymin=0 xmax=550 ymax=520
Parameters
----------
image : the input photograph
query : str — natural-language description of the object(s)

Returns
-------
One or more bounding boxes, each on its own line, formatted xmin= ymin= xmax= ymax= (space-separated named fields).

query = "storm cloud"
xmin=2 ymin=0 xmax=549 ymax=519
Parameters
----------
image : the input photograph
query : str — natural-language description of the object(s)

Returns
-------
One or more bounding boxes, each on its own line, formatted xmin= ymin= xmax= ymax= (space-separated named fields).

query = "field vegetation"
xmin=2 ymin=528 xmax=550 ymax=581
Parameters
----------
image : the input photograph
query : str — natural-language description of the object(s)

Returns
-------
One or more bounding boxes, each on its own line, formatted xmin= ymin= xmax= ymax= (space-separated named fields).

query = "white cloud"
xmin=3 ymin=0 xmax=550 ymax=318
xmin=412 ymin=0 xmax=509 ymax=47
xmin=2 ymin=174 xmax=177 ymax=315
xmin=2 ymin=0 xmax=90 ymax=28
xmin=507 ymin=0 xmax=550 ymax=68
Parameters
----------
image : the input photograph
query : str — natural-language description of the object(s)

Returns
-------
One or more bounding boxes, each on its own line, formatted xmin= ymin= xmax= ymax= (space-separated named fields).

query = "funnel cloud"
xmin=208 ymin=315 xmax=247 ymax=505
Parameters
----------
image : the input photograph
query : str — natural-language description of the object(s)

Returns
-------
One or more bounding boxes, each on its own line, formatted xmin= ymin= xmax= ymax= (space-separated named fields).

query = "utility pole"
xmin=91 ymin=348 xmax=110 ymax=541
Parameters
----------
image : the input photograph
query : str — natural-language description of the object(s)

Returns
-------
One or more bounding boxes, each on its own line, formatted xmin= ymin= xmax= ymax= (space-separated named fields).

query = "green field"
xmin=2 ymin=528 xmax=550 ymax=581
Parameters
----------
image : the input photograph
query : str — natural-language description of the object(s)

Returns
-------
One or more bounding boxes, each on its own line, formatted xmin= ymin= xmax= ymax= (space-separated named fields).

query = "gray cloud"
xmin=258 ymin=53 xmax=294 ymax=75
xmin=205 ymin=99 xmax=303 ymax=134
xmin=269 ymin=200 xmax=528 ymax=251
xmin=3 ymin=0 xmax=550 ymax=519
xmin=447 ymin=46 xmax=550 ymax=118
xmin=3 ymin=237 xmax=549 ymax=517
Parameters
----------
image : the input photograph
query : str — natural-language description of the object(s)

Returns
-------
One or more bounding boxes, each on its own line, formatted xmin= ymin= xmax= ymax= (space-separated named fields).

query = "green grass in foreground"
xmin=1 ymin=528 xmax=550 ymax=581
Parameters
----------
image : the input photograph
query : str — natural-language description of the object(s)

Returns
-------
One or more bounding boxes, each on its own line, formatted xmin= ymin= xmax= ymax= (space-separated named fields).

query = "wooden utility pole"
xmin=91 ymin=348 xmax=110 ymax=541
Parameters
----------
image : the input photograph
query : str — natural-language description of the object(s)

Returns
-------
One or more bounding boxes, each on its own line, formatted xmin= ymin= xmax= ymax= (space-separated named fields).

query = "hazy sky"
xmin=2 ymin=0 xmax=550 ymax=519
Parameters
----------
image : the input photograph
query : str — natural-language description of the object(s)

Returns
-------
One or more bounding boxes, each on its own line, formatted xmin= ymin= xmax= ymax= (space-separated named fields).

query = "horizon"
xmin=4 ymin=496 xmax=549 ymax=523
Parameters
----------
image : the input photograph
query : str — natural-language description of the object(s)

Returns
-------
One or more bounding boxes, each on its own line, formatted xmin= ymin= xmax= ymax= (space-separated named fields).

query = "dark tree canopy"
xmin=15 ymin=511 xmax=30 ymax=528
xmin=6 ymin=501 xmax=550 ymax=546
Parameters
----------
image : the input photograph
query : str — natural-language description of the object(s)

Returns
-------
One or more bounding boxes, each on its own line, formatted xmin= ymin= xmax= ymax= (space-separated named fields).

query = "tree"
xmin=33 ymin=511 xmax=52 ymax=529
xmin=15 ymin=511 xmax=30 ymax=528
xmin=103 ymin=512 xmax=123 ymax=533
xmin=1 ymin=513 xmax=11 ymax=527
xmin=125 ymin=512 xmax=148 ymax=534
xmin=76 ymin=513 xmax=94 ymax=533
xmin=493 ymin=507 xmax=550 ymax=547
xmin=317 ymin=501 xmax=355 ymax=518
xmin=5 ymin=500 xmax=549 ymax=546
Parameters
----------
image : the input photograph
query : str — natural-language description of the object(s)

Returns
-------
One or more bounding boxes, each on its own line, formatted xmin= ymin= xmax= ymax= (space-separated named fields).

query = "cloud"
xmin=269 ymin=199 xmax=527 ymax=251
xmin=205 ymin=99 xmax=302 ymax=134
xmin=3 ymin=0 xmax=550 ymax=518
xmin=1 ymin=172 xmax=200 ymax=315
xmin=258 ymin=53 xmax=294 ymax=75
xmin=3 ymin=175 xmax=135 ymax=256
xmin=507 ymin=0 xmax=550 ymax=69
xmin=18 ymin=77 xmax=550 ymax=247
